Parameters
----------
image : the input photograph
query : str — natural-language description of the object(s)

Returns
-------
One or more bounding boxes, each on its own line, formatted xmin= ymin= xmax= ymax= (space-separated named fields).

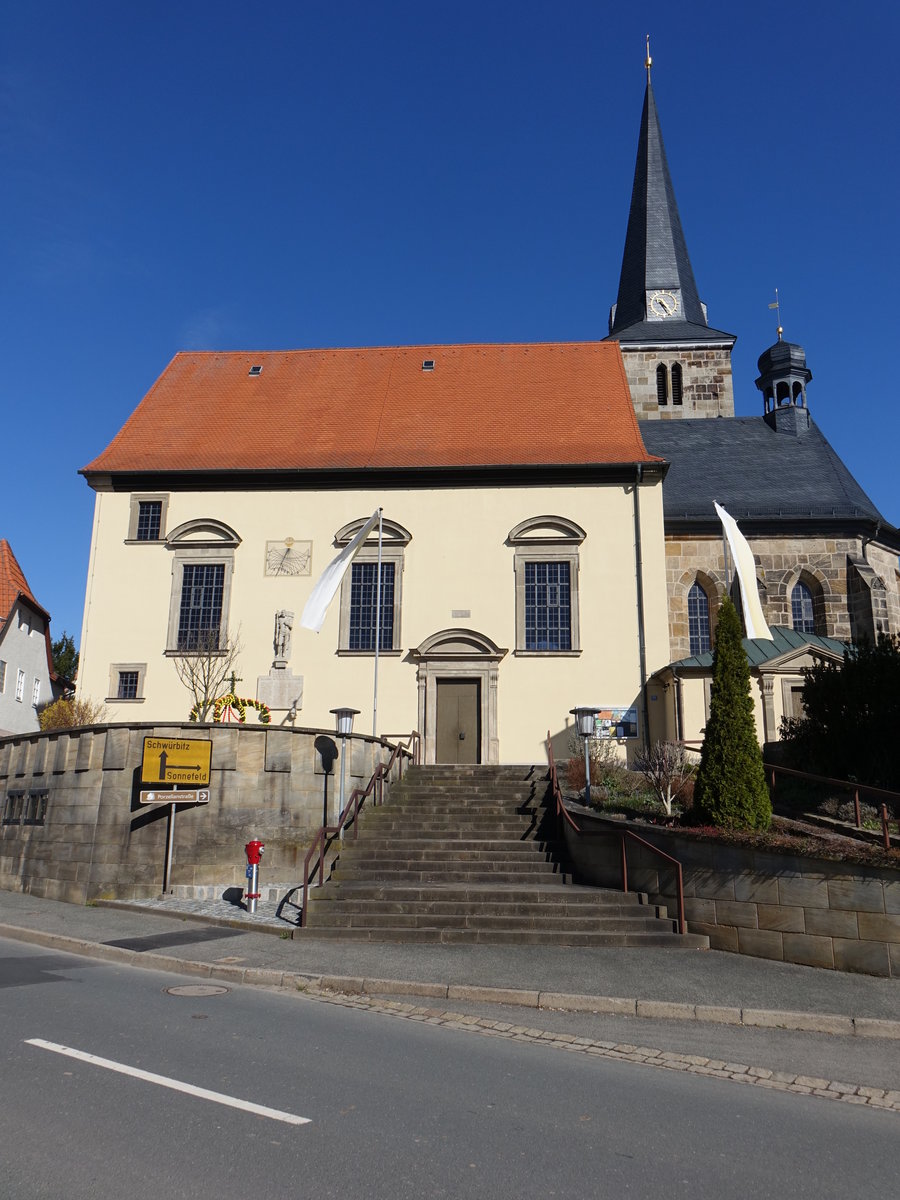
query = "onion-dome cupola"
xmin=756 ymin=328 xmax=813 ymax=435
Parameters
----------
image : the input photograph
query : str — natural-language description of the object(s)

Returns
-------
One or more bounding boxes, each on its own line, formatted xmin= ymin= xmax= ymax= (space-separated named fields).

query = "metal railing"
xmin=298 ymin=730 xmax=420 ymax=927
xmin=766 ymin=762 xmax=900 ymax=851
xmin=546 ymin=733 xmax=686 ymax=935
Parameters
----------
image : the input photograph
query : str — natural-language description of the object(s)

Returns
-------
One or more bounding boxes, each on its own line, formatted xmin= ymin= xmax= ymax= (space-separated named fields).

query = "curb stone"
xmin=301 ymin=990 xmax=900 ymax=1117
xmin=1 ymin=921 xmax=899 ymax=1041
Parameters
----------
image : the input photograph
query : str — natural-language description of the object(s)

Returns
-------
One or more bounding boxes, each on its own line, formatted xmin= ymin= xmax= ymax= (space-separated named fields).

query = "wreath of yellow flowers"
xmin=189 ymin=695 xmax=272 ymax=724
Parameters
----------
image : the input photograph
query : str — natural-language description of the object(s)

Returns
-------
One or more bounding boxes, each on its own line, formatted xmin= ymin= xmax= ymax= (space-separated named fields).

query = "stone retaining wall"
xmin=0 ymin=723 xmax=406 ymax=905
xmin=564 ymin=807 xmax=900 ymax=977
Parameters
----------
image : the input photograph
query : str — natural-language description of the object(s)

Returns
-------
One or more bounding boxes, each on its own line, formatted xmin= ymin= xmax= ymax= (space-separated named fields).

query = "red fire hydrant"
xmin=245 ymin=839 xmax=265 ymax=914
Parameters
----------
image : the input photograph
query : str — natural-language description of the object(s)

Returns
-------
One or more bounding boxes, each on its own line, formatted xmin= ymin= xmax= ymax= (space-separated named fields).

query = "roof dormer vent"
xmin=422 ymin=360 xmax=435 ymax=371
xmin=248 ymin=365 xmax=262 ymax=376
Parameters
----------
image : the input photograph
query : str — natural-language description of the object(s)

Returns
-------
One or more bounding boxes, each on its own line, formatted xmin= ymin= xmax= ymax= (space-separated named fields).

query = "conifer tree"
xmin=693 ymin=597 xmax=771 ymax=830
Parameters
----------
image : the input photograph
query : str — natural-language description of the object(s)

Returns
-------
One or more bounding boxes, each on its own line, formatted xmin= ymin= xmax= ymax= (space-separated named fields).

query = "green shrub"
xmin=693 ymin=598 xmax=771 ymax=830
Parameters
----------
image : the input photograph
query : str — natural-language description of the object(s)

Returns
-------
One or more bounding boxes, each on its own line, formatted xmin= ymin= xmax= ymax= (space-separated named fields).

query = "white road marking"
xmin=25 ymin=1039 xmax=311 ymax=1126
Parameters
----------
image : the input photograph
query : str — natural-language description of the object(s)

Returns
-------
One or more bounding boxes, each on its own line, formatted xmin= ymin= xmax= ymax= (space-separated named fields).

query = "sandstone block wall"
xmin=664 ymin=534 xmax=900 ymax=660
xmin=0 ymin=723 xmax=409 ymax=904
xmin=621 ymin=346 xmax=735 ymax=420
xmin=565 ymin=810 xmax=900 ymax=977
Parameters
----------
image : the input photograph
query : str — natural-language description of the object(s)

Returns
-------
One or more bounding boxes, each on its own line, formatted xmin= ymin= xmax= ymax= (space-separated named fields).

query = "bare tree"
xmin=171 ymin=627 xmax=243 ymax=722
xmin=633 ymin=741 xmax=697 ymax=817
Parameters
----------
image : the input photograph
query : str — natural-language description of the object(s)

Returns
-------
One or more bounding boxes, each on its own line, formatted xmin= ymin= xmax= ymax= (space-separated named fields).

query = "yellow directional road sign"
xmin=141 ymin=737 xmax=212 ymax=786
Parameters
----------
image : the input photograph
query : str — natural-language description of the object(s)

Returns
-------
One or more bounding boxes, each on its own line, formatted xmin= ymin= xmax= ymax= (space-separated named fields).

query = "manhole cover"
xmin=165 ymin=984 xmax=229 ymax=997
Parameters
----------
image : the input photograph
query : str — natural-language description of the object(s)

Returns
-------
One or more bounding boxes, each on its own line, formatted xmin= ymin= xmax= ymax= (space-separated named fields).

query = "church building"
xmin=75 ymin=66 xmax=900 ymax=760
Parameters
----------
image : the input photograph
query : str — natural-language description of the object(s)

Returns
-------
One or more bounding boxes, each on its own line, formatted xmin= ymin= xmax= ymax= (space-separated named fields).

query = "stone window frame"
xmin=2 ymin=790 xmax=26 ymax=825
xmin=334 ymin=517 xmax=411 ymax=656
xmin=789 ymin=568 xmax=828 ymax=637
xmin=126 ymin=493 xmax=170 ymax=543
xmin=107 ymin=662 xmax=148 ymax=702
xmin=509 ymin=515 xmax=585 ymax=656
xmin=164 ymin=519 xmax=241 ymax=656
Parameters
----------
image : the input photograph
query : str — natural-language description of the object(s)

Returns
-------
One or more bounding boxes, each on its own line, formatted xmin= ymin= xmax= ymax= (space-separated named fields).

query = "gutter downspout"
xmin=633 ymin=464 xmax=650 ymax=751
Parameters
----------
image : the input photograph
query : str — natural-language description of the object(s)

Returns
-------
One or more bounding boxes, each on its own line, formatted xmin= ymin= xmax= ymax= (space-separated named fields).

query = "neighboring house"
xmin=0 ymin=541 xmax=63 ymax=737
xmin=75 ymin=65 xmax=900 ymax=756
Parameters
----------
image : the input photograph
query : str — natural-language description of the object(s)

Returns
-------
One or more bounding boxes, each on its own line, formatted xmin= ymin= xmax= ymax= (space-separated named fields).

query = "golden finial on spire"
xmin=767 ymin=288 xmax=783 ymax=340
xmin=645 ymin=34 xmax=652 ymax=80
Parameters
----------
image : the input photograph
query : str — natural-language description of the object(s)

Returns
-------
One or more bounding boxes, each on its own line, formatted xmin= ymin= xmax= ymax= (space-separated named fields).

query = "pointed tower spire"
xmin=606 ymin=54 xmax=736 ymax=420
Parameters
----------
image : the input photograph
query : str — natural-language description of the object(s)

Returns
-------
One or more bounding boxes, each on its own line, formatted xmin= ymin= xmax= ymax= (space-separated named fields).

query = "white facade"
xmin=77 ymin=477 xmax=671 ymax=764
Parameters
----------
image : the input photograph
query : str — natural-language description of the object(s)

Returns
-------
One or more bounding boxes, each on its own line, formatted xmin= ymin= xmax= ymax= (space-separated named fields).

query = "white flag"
xmin=300 ymin=510 xmax=381 ymax=632
xmin=714 ymin=502 xmax=773 ymax=642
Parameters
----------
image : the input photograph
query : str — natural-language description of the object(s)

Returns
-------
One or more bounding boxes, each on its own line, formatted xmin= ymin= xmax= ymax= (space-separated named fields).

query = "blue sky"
xmin=3 ymin=2 xmax=898 ymax=646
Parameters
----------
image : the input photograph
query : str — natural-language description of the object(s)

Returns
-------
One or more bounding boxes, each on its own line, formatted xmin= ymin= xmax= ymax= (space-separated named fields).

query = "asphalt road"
xmin=1 ymin=940 xmax=896 ymax=1200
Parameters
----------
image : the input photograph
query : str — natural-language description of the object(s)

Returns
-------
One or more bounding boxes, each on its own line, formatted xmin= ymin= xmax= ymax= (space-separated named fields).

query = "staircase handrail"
xmin=765 ymin=761 xmax=900 ymax=849
xmin=546 ymin=732 xmax=686 ymax=935
xmin=299 ymin=730 xmax=420 ymax=928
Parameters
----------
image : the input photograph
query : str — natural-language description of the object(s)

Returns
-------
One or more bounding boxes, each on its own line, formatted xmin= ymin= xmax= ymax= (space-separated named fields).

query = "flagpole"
xmin=372 ymin=507 xmax=383 ymax=737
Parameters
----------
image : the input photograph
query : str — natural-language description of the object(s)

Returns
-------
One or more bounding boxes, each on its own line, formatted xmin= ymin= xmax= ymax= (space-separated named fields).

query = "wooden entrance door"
xmin=435 ymin=679 xmax=481 ymax=764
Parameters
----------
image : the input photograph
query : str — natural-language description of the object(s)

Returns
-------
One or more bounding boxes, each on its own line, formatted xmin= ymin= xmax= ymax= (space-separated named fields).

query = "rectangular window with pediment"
xmin=510 ymin=516 xmax=584 ymax=656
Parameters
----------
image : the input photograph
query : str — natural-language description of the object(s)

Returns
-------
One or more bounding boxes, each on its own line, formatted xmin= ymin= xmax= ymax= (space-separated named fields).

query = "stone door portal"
xmin=435 ymin=679 xmax=481 ymax=764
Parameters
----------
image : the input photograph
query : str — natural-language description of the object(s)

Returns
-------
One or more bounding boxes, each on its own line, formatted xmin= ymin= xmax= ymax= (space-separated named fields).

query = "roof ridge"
xmin=169 ymin=340 xmax=621 ymax=356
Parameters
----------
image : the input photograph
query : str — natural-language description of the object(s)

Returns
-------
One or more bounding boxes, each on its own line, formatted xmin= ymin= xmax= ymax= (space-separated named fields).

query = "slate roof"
xmin=81 ymin=343 xmax=661 ymax=477
xmin=641 ymin=415 xmax=890 ymax=527
xmin=606 ymin=81 xmax=734 ymax=346
xmin=671 ymin=626 xmax=848 ymax=671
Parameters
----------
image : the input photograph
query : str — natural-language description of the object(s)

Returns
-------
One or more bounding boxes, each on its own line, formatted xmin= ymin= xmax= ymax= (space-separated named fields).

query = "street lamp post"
xmin=570 ymin=706 xmax=602 ymax=806
xmin=330 ymin=707 xmax=359 ymax=832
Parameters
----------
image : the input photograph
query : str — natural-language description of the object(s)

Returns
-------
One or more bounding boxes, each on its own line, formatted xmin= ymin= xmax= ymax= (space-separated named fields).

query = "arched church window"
xmin=656 ymin=363 xmax=668 ymax=405
xmin=791 ymin=581 xmax=816 ymax=634
xmin=671 ymin=362 xmax=683 ymax=405
xmin=688 ymin=582 xmax=711 ymax=655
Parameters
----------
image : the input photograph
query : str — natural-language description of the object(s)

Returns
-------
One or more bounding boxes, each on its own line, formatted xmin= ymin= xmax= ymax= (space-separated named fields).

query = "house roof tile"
xmin=81 ymin=343 xmax=659 ymax=476
xmin=0 ymin=539 xmax=38 ymax=619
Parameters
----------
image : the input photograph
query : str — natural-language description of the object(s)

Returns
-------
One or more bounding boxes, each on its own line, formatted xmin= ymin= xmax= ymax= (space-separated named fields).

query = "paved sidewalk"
xmin=1 ymin=889 xmax=899 ymax=1036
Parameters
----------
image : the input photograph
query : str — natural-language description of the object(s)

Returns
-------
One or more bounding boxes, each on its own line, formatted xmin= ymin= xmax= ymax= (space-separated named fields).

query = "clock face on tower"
xmin=265 ymin=539 xmax=312 ymax=577
xmin=647 ymin=289 xmax=681 ymax=319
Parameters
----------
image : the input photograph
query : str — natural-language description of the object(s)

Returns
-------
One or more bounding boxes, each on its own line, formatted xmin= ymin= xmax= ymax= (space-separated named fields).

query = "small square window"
xmin=23 ymin=791 xmax=48 ymax=826
xmin=128 ymin=494 xmax=168 ymax=542
xmin=3 ymin=792 xmax=25 ymax=825
xmin=117 ymin=670 xmax=139 ymax=700
xmin=136 ymin=501 xmax=163 ymax=541
xmin=249 ymin=364 xmax=263 ymax=376
xmin=108 ymin=662 xmax=146 ymax=702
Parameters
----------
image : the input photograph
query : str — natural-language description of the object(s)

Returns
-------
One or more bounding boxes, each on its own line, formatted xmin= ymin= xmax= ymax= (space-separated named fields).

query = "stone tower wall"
xmin=621 ymin=345 xmax=735 ymax=420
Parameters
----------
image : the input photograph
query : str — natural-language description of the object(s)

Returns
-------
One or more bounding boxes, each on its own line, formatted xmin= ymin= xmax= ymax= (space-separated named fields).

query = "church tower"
xmin=605 ymin=51 xmax=736 ymax=420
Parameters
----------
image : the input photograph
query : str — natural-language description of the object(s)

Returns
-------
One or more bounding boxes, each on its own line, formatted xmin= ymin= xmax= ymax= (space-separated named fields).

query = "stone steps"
xmin=297 ymin=764 xmax=707 ymax=949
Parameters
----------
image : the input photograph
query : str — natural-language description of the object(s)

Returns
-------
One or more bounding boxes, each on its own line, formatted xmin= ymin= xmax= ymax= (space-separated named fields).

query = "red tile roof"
xmin=82 ymin=343 xmax=660 ymax=475
xmin=0 ymin=539 xmax=38 ymax=619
